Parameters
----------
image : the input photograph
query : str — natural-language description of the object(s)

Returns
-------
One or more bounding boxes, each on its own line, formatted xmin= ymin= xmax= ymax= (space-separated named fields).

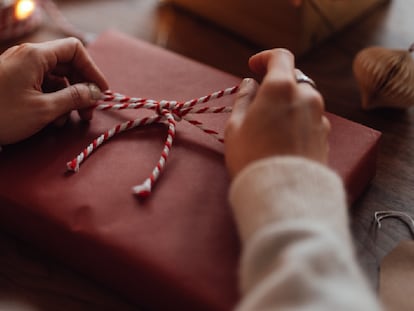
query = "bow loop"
xmin=67 ymin=85 xmax=239 ymax=197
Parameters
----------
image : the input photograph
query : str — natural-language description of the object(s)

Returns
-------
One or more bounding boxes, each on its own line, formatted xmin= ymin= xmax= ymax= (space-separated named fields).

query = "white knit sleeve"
xmin=229 ymin=156 xmax=382 ymax=311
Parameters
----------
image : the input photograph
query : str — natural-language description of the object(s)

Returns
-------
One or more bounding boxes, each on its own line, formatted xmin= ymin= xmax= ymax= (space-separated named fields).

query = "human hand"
xmin=225 ymin=49 xmax=330 ymax=178
xmin=0 ymin=37 xmax=108 ymax=145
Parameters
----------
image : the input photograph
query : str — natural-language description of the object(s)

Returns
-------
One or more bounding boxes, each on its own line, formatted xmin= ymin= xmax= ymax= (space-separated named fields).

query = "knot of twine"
xmin=66 ymin=85 xmax=239 ymax=198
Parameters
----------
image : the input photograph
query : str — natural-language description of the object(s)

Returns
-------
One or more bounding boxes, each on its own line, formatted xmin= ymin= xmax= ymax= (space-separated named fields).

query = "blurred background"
xmin=0 ymin=0 xmax=390 ymax=78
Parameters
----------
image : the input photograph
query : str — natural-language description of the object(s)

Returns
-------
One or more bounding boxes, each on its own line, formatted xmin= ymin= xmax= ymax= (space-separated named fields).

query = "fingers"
xmin=245 ymin=48 xmax=330 ymax=165
xmin=225 ymin=78 xmax=258 ymax=139
xmin=38 ymin=37 xmax=109 ymax=91
xmin=322 ymin=115 xmax=331 ymax=133
xmin=228 ymin=78 xmax=259 ymax=126
xmin=296 ymin=78 xmax=325 ymax=117
xmin=249 ymin=50 xmax=299 ymax=113
xmin=248 ymin=49 xmax=295 ymax=81
xmin=40 ymin=83 xmax=102 ymax=121
xmin=37 ymin=39 xmax=107 ymax=123
xmin=42 ymin=73 xmax=68 ymax=93
xmin=320 ymin=115 xmax=331 ymax=163
xmin=260 ymin=49 xmax=295 ymax=88
xmin=248 ymin=50 xmax=273 ymax=77
xmin=224 ymin=78 xmax=259 ymax=178
xmin=294 ymin=69 xmax=317 ymax=89
xmin=53 ymin=113 xmax=70 ymax=127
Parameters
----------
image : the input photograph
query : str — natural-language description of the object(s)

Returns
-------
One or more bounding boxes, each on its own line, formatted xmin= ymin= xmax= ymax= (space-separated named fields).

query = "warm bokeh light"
xmin=14 ymin=0 xmax=35 ymax=20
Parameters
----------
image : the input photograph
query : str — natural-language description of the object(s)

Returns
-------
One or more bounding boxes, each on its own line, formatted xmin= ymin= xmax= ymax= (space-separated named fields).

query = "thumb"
xmin=42 ymin=83 xmax=102 ymax=121
xmin=225 ymin=78 xmax=258 ymax=144
xmin=230 ymin=78 xmax=258 ymax=125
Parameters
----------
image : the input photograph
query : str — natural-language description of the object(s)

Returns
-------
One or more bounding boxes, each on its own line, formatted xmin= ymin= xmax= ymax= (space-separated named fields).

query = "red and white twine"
xmin=67 ymin=85 xmax=239 ymax=198
xmin=0 ymin=1 xmax=240 ymax=197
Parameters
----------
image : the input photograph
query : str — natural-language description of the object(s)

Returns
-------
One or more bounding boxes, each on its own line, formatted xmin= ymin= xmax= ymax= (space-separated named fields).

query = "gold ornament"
xmin=353 ymin=45 xmax=414 ymax=110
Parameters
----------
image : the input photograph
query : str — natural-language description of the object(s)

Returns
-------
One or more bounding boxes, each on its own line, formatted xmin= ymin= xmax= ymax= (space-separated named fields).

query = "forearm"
xmin=229 ymin=156 xmax=382 ymax=311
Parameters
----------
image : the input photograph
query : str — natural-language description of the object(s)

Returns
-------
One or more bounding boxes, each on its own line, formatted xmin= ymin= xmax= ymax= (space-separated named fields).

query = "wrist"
xmin=229 ymin=156 xmax=349 ymax=243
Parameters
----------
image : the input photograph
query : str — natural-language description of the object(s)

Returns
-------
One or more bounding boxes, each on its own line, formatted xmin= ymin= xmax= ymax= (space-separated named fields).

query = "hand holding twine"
xmin=66 ymin=85 xmax=239 ymax=198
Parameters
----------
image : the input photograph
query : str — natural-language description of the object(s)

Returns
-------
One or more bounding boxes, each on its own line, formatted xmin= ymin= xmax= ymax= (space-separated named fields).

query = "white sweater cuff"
xmin=229 ymin=156 xmax=350 ymax=244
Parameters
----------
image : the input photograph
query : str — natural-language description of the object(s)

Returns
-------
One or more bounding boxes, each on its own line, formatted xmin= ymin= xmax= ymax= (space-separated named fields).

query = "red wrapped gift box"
xmin=0 ymin=31 xmax=380 ymax=311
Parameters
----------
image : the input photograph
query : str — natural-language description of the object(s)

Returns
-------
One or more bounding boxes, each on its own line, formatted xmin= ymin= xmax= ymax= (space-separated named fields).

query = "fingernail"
xmin=239 ymin=78 xmax=252 ymax=90
xmin=87 ymin=83 xmax=103 ymax=101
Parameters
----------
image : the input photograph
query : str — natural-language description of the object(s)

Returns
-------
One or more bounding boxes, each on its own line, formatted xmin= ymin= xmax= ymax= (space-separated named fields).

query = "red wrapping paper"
xmin=0 ymin=31 xmax=380 ymax=311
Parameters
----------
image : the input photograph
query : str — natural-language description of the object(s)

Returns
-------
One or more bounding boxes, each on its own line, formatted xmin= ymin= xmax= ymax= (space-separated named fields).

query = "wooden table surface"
xmin=1 ymin=0 xmax=413 ymax=310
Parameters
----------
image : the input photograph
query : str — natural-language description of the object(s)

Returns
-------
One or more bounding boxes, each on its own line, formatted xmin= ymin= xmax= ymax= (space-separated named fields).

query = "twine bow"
xmin=0 ymin=0 xmax=92 ymax=43
xmin=66 ymin=85 xmax=239 ymax=197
